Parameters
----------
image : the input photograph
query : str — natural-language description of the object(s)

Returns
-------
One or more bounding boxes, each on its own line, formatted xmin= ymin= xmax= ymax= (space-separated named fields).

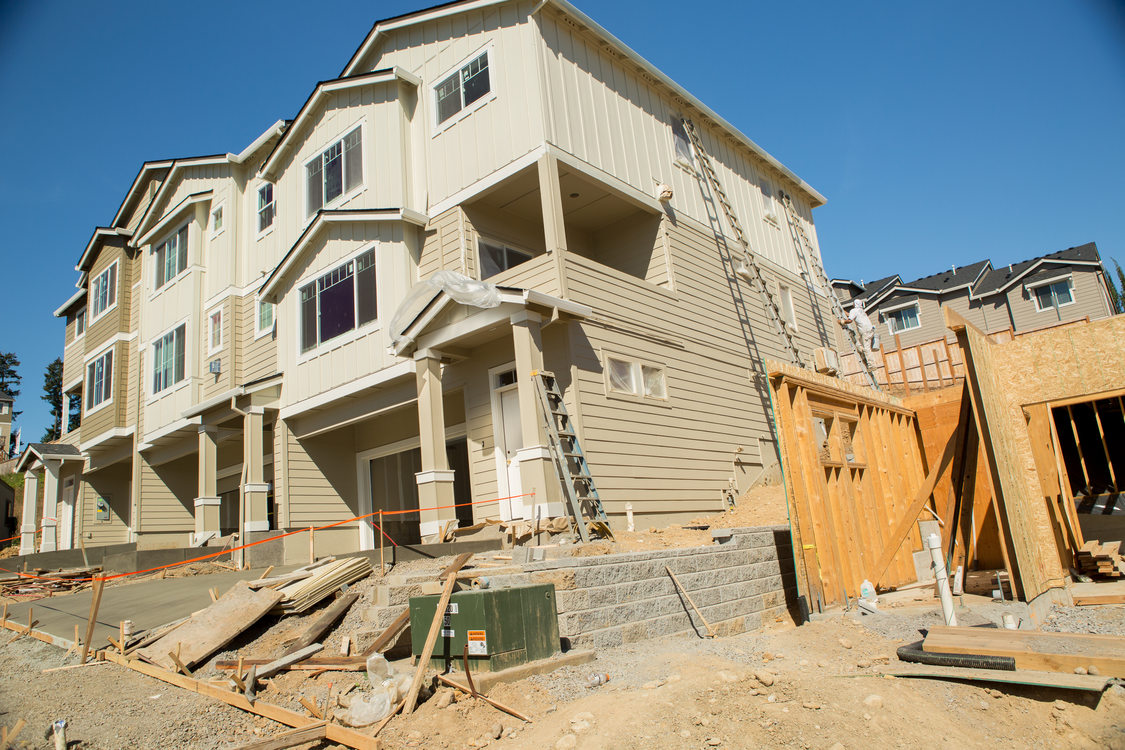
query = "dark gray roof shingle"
xmin=972 ymin=243 xmax=1100 ymax=296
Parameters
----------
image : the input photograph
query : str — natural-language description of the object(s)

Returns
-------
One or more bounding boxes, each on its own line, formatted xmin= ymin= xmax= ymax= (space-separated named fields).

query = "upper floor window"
xmin=210 ymin=204 xmax=224 ymax=236
xmin=885 ymin=303 xmax=921 ymax=333
xmin=479 ymin=239 xmax=532 ymax=280
xmin=760 ymin=179 xmax=777 ymax=222
xmin=671 ymin=117 xmax=693 ymax=168
xmin=74 ymin=308 xmax=86 ymax=339
xmin=89 ymin=261 xmax=118 ymax=321
xmin=154 ymin=224 xmax=189 ymax=290
xmin=0 ymin=403 xmax=8 ymax=415
xmin=606 ymin=356 xmax=668 ymax=401
xmin=436 ymin=50 xmax=491 ymax=125
xmin=208 ymin=309 xmax=223 ymax=354
xmin=258 ymin=183 xmax=276 ymax=232
xmin=299 ymin=248 xmax=377 ymax=354
xmin=256 ymin=298 xmax=275 ymax=338
xmin=85 ymin=347 xmax=113 ymax=412
xmin=306 ymin=127 xmax=362 ymax=216
xmin=152 ymin=323 xmax=186 ymax=394
xmin=1032 ymin=277 xmax=1074 ymax=311
xmin=779 ymin=283 xmax=797 ymax=331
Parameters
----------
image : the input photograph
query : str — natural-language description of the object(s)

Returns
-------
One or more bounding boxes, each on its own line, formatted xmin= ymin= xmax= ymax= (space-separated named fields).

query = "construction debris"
xmin=0 ymin=567 xmax=100 ymax=598
xmin=269 ymin=558 xmax=372 ymax=615
xmin=1075 ymin=540 xmax=1124 ymax=580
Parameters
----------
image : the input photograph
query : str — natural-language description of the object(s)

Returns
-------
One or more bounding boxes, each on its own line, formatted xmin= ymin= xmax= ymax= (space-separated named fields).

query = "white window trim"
xmin=147 ymin=318 xmax=191 ymax=402
xmin=883 ymin=302 xmax=922 ymax=334
xmin=207 ymin=305 xmax=224 ymax=356
xmin=88 ymin=259 xmax=120 ymax=325
xmin=1029 ymin=275 xmax=1076 ymax=312
xmin=431 ymin=42 xmax=497 ymax=136
xmin=779 ymin=282 xmax=798 ymax=332
xmin=209 ymin=202 xmax=226 ymax=239
xmin=294 ymin=243 xmax=381 ymax=364
xmin=601 ymin=351 xmax=670 ymax=404
xmin=151 ymin=222 xmax=191 ymax=297
xmin=71 ymin=309 xmax=86 ymax=345
xmin=83 ymin=343 xmax=115 ymax=417
xmin=255 ymin=296 xmax=276 ymax=341
xmin=303 ymin=118 xmax=367 ymax=219
xmin=759 ymin=176 xmax=780 ymax=226
xmin=256 ymin=182 xmax=276 ymax=239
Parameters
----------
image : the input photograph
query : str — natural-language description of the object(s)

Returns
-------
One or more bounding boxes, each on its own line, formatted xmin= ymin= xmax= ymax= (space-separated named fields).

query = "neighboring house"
xmin=31 ymin=0 xmax=841 ymax=561
xmin=834 ymin=243 xmax=1117 ymax=352
xmin=0 ymin=389 xmax=11 ymax=458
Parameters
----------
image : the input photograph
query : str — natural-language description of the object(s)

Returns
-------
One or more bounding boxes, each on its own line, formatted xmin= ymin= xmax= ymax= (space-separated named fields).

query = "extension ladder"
xmin=681 ymin=118 xmax=804 ymax=368
xmin=779 ymin=193 xmax=880 ymax=390
xmin=531 ymin=370 xmax=610 ymax=542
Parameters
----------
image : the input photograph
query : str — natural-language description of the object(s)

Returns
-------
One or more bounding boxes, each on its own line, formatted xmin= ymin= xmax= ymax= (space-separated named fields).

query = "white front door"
xmin=58 ymin=477 xmax=75 ymax=551
xmin=491 ymin=367 xmax=527 ymax=521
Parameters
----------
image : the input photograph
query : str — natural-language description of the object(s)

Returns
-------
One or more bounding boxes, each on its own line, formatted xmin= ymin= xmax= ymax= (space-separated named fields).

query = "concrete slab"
xmin=1 ymin=567 xmax=282 ymax=651
xmin=439 ymin=649 xmax=596 ymax=695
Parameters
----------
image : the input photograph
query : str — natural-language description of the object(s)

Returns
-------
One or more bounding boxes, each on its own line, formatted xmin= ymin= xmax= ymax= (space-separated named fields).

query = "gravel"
xmin=1041 ymin=604 xmax=1125 ymax=636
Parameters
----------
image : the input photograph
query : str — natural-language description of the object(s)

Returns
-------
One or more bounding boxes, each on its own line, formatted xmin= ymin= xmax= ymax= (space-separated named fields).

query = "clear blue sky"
xmin=1 ymin=0 xmax=1122 ymax=443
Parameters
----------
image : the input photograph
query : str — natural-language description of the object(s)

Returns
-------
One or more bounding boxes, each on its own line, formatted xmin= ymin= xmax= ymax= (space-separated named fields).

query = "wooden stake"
xmin=309 ymin=526 xmax=315 ymax=565
xmin=2 ymin=602 xmax=7 ymax=625
xmin=403 ymin=554 xmax=472 ymax=714
xmin=378 ymin=511 xmax=384 ymax=575
xmin=435 ymin=674 xmax=532 ymax=722
xmin=168 ymin=650 xmax=194 ymax=677
xmin=369 ymin=700 xmax=404 ymax=737
xmin=257 ymin=565 xmax=275 ymax=580
xmin=119 ymin=621 xmax=126 ymax=655
xmin=81 ymin=577 xmax=105 ymax=665
xmin=298 ymin=696 xmax=323 ymax=719
xmin=665 ymin=566 xmax=716 ymax=638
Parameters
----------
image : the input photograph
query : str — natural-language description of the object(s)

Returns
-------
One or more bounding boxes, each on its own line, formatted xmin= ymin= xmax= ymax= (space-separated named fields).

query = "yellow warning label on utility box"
xmin=466 ymin=629 xmax=488 ymax=655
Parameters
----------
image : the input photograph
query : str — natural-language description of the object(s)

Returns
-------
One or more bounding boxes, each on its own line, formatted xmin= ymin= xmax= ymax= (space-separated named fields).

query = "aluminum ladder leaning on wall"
xmin=780 ymin=192 xmax=880 ymax=390
xmin=531 ymin=370 xmax=611 ymax=543
xmin=681 ymin=118 xmax=805 ymax=368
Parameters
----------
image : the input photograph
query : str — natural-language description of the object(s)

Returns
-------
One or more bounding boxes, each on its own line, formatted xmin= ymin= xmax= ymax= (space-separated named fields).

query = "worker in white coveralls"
xmin=840 ymin=299 xmax=879 ymax=358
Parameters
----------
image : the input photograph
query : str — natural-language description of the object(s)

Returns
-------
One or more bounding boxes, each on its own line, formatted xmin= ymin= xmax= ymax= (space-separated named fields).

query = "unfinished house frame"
xmin=26 ymin=0 xmax=844 ymax=563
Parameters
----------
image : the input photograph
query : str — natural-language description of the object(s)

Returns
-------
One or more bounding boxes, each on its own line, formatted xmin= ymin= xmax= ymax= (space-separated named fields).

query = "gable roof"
xmin=53 ymin=288 xmax=87 ymax=318
xmin=0 ymin=389 xmax=12 ymax=403
xmin=341 ymin=0 xmax=826 ymax=208
xmin=76 ymin=227 xmax=133 ymax=273
xmin=971 ymin=242 xmax=1101 ymax=297
xmin=111 ymin=160 xmax=173 ymax=229
xmin=16 ymin=442 xmax=83 ymax=472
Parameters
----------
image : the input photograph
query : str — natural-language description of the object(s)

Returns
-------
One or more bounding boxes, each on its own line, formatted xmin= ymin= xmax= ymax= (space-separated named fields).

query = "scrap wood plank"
xmin=923 ymin=625 xmax=1125 ymax=677
xmin=1070 ymin=580 xmax=1125 ymax=606
xmin=257 ymin=644 xmax=323 ymax=679
xmin=216 ymin=655 xmax=364 ymax=670
xmin=135 ymin=581 xmax=285 ymax=670
xmin=232 ymin=721 xmax=327 ymax=750
xmin=879 ymin=665 xmax=1111 ymax=692
xmin=403 ymin=553 xmax=472 ymax=714
xmin=247 ymin=571 xmax=313 ymax=590
xmin=101 ymin=651 xmax=379 ymax=750
xmin=282 ymin=591 xmax=359 ymax=656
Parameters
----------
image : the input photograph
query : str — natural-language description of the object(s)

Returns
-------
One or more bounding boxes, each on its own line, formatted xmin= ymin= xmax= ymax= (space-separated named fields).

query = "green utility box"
xmin=409 ymin=584 xmax=559 ymax=672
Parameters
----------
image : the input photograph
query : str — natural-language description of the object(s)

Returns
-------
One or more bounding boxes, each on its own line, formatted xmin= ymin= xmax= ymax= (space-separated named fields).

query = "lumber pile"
xmin=1074 ymin=540 xmax=1124 ymax=580
xmin=922 ymin=625 xmax=1125 ymax=677
xmin=0 ymin=566 xmax=100 ymax=597
xmin=962 ymin=569 xmax=1013 ymax=598
xmin=269 ymin=558 xmax=372 ymax=615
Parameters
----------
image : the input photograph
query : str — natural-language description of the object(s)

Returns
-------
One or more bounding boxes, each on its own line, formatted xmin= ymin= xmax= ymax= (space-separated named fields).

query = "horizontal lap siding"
xmin=538 ymin=10 xmax=822 ymax=280
xmin=240 ymin=294 xmax=278 ymax=383
xmin=284 ymin=428 xmax=355 ymax=527
xmin=419 ymin=207 xmax=463 ymax=278
xmin=82 ymin=468 xmax=131 ymax=546
xmin=201 ymin=297 xmax=233 ymax=401
xmin=137 ymin=456 xmax=193 ymax=534
xmin=376 ymin=2 xmax=543 ymax=207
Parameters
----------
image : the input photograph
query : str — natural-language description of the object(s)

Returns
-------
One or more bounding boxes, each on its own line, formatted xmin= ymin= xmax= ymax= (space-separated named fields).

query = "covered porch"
xmin=16 ymin=443 xmax=85 ymax=555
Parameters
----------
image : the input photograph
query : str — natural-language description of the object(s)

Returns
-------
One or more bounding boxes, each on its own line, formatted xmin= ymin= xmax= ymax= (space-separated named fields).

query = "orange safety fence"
xmin=0 ymin=491 xmax=536 ymax=584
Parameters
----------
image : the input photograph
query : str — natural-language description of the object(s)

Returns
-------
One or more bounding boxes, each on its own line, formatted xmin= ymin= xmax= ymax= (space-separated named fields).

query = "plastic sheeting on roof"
xmin=390 ymin=270 xmax=502 ymax=347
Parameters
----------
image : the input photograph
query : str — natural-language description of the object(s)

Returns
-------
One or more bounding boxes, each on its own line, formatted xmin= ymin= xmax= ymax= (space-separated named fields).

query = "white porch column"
xmin=414 ymin=349 xmax=456 ymax=541
xmin=511 ymin=311 xmax=562 ymax=515
xmin=242 ymin=408 xmax=270 ymax=533
xmin=39 ymin=460 xmax=60 ymax=553
xmin=194 ymin=424 xmax=221 ymax=543
xmin=19 ymin=470 xmax=39 ymax=555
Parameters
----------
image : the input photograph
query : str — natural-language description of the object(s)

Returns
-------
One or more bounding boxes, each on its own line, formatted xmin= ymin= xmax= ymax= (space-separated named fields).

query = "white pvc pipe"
xmin=927 ymin=533 xmax=957 ymax=627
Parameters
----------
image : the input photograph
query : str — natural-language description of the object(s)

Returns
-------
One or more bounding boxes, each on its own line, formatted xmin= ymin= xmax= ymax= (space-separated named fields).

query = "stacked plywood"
xmin=271 ymin=557 xmax=373 ymax=615
xmin=1075 ymin=540 xmax=1124 ymax=580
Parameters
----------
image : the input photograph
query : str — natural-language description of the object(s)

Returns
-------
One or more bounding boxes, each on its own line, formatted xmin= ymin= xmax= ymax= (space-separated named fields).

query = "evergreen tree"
xmin=41 ymin=358 xmax=63 ymax=442
xmin=0 ymin=351 xmax=21 ymax=421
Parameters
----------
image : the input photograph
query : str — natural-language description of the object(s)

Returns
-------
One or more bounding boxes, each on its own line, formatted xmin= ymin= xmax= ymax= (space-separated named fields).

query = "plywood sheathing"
xmin=941 ymin=309 xmax=1125 ymax=602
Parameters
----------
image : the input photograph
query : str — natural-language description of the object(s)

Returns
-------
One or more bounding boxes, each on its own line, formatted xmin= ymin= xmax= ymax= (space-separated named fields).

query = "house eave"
xmin=135 ymin=190 xmax=214 ymax=248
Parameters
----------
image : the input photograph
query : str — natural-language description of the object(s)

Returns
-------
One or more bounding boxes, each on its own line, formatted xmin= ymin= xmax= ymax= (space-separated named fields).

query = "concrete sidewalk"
xmin=2 ymin=567 xmax=280 ymax=650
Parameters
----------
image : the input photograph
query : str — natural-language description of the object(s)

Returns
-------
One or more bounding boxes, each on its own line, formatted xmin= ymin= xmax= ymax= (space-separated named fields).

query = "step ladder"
xmin=681 ymin=118 xmax=805 ymax=368
xmin=531 ymin=370 xmax=610 ymax=543
xmin=779 ymin=193 xmax=880 ymax=390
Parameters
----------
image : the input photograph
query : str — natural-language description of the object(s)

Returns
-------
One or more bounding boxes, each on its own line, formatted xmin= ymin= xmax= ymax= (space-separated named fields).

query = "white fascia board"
xmin=341 ymin=0 xmax=508 ymax=76
xmin=259 ymin=69 xmax=417 ymax=180
xmin=260 ymin=209 xmax=430 ymax=300
xmin=79 ymin=426 xmax=134 ymax=454
xmin=135 ymin=191 xmax=213 ymax=247
xmin=111 ymin=160 xmax=174 ymax=228
xmin=181 ymin=386 xmax=244 ymax=419
xmin=228 ymin=120 xmax=288 ymax=164
xmin=76 ymin=227 xmax=133 ymax=273
xmin=139 ymin=415 xmax=202 ymax=451
xmin=133 ymin=159 xmax=230 ymax=240
xmin=523 ymin=288 xmax=591 ymax=318
xmin=53 ymin=288 xmax=88 ymax=318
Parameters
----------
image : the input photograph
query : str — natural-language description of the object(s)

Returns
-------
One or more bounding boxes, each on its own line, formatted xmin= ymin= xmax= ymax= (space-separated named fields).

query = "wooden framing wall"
xmin=768 ymin=361 xmax=928 ymax=612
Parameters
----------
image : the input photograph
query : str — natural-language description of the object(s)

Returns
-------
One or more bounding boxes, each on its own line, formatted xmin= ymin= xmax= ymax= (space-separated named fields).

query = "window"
xmin=606 ymin=356 xmax=668 ymax=400
xmin=306 ymin=127 xmax=362 ymax=216
xmin=671 ymin=117 xmax=693 ymax=168
xmin=256 ymin=298 xmax=275 ymax=337
xmin=886 ymin=304 xmax=921 ymax=333
xmin=478 ymin=239 xmax=533 ymax=279
xmin=436 ymin=50 xmax=491 ymax=125
xmin=85 ymin=348 xmax=113 ymax=412
xmin=258 ymin=183 xmax=275 ymax=232
xmin=1032 ymin=278 xmax=1074 ymax=311
xmin=208 ymin=310 xmax=223 ymax=354
xmin=779 ymin=284 xmax=797 ymax=330
xmin=299 ymin=248 xmax=377 ymax=353
xmin=154 ymin=224 xmax=189 ymax=290
xmin=210 ymin=205 xmax=224 ymax=235
xmin=152 ymin=324 xmax=186 ymax=394
xmin=89 ymin=261 xmax=117 ymax=320
xmin=760 ymin=179 xmax=776 ymax=220
xmin=74 ymin=308 xmax=86 ymax=339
